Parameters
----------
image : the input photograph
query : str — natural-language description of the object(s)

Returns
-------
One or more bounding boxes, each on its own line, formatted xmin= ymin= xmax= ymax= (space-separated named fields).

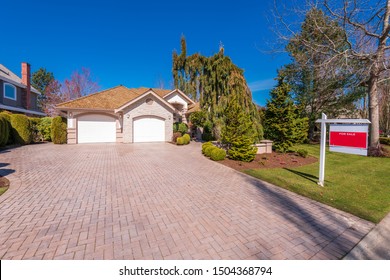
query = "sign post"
xmin=318 ymin=113 xmax=327 ymax=187
xmin=315 ymin=115 xmax=370 ymax=187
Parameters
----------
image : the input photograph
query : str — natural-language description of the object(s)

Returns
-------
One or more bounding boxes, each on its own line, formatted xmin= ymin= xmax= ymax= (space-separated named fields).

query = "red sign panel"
xmin=329 ymin=131 xmax=367 ymax=149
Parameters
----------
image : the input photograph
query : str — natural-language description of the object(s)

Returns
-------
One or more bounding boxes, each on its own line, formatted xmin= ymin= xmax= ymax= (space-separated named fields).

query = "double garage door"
xmin=77 ymin=114 xmax=165 ymax=143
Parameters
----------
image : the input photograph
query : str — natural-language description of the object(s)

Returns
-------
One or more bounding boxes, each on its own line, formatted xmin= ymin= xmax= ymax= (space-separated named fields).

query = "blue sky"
xmin=0 ymin=0 xmax=292 ymax=106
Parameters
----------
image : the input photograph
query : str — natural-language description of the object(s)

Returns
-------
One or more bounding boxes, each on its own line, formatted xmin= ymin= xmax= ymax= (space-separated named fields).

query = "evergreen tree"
xmin=221 ymin=94 xmax=257 ymax=162
xmin=264 ymin=74 xmax=308 ymax=152
xmin=31 ymin=68 xmax=55 ymax=110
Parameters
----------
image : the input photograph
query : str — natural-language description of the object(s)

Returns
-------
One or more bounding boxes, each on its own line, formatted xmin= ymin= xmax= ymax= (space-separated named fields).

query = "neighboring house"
xmin=0 ymin=62 xmax=45 ymax=116
xmin=56 ymin=86 xmax=195 ymax=144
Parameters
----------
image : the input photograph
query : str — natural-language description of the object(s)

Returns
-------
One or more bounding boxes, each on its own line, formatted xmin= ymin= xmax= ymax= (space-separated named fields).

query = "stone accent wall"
xmin=122 ymin=95 xmax=173 ymax=143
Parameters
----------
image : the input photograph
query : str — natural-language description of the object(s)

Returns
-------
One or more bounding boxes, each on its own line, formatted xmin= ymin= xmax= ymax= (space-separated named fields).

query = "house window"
xmin=4 ymin=83 xmax=17 ymax=100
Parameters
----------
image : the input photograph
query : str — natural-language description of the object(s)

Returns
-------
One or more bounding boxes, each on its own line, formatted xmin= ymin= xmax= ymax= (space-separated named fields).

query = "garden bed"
xmin=220 ymin=152 xmax=317 ymax=171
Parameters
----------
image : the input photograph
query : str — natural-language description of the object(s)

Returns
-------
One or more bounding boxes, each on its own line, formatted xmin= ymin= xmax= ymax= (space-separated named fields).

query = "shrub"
xmin=210 ymin=148 xmax=226 ymax=161
xmin=29 ymin=117 xmax=43 ymax=143
xmin=204 ymin=145 xmax=218 ymax=157
xmin=202 ymin=142 xmax=213 ymax=153
xmin=0 ymin=113 xmax=12 ymax=144
xmin=176 ymin=136 xmax=185 ymax=145
xmin=182 ymin=133 xmax=190 ymax=144
xmin=10 ymin=114 xmax=32 ymax=145
xmin=38 ymin=117 xmax=52 ymax=141
xmin=0 ymin=115 xmax=10 ymax=146
xmin=297 ymin=149 xmax=308 ymax=158
xmin=172 ymin=131 xmax=182 ymax=143
xmin=51 ymin=116 xmax=67 ymax=144
xmin=202 ymin=132 xmax=214 ymax=141
xmin=380 ymin=137 xmax=390 ymax=146
xmin=173 ymin=122 xmax=188 ymax=135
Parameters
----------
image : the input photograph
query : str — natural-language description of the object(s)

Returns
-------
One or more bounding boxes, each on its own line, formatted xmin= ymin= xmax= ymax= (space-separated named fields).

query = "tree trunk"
xmin=368 ymin=75 xmax=380 ymax=151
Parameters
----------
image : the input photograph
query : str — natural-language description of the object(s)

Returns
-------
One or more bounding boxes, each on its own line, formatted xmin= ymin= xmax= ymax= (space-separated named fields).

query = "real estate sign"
xmin=315 ymin=114 xmax=370 ymax=187
xmin=329 ymin=124 xmax=369 ymax=156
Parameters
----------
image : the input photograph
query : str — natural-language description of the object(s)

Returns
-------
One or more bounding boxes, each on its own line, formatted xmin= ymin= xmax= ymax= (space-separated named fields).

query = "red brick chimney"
xmin=21 ymin=62 xmax=31 ymax=109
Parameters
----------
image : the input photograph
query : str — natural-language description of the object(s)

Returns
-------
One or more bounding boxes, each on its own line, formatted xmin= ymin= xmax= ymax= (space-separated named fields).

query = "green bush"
xmin=10 ymin=114 xmax=32 ymax=145
xmin=173 ymin=122 xmax=188 ymax=135
xmin=182 ymin=133 xmax=190 ymax=144
xmin=380 ymin=137 xmax=390 ymax=146
xmin=176 ymin=136 xmax=184 ymax=145
xmin=202 ymin=142 xmax=213 ymax=153
xmin=297 ymin=149 xmax=308 ymax=158
xmin=0 ymin=115 xmax=10 ymax=146
xmin=202 ymin=132 xmax=214 ymax=141
xmin=210 ymin=148 xmax=226 ymax=161
xmin=0 ymin=112 xmax=13 ymax=144
xmin=172 ymin=131 xmax=182 ymax=143
xmin=29 ymin=117 xmax=43 ymax=143
xmin=51 ymin=116 xmax=67 ymax=144
xmin=38 ymin=117 xmax=52 ymax=141
xmin=204 ymin=145 xmax=218 ymax=157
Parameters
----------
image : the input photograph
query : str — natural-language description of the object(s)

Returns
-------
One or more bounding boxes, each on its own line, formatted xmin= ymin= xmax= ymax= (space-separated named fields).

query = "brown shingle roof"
xmin=56 ymin=86 xmax=172 ymax=110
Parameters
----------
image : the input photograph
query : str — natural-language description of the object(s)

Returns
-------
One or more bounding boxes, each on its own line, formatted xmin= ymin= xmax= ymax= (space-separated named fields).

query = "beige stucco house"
xmin=56 ymin=86 xmax=195 ymax=144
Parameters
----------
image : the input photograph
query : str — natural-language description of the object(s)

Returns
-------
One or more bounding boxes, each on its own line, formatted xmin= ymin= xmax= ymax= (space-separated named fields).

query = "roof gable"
xmin=163 ymin=89 xmax=195 ymax=105
xmin=115 ymin=89 xmax=175 ymax=112
xmin=0 ymin=64 xmax=40 ymax=94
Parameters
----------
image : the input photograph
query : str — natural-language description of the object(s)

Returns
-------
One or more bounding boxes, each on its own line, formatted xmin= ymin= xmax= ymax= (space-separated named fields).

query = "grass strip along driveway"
xmin=245 ymin=144 xmax=390 ymax=223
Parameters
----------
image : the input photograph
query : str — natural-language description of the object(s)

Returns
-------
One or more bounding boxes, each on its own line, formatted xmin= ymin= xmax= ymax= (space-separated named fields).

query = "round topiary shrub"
xmin=176 ymin=136 xmax=185 ymax=145
xmin=210 ymin=148 xmax=226 ymax=161
xmin=10 ymin=114 xmax=32 ymax=145
xmin=202 ymin=142 xmax=213 ymax=153
xmin=182 ymin=133 xmax=190 ymax=144
xmin=204 ymin=145 xmax=218 ymax=157
xmin=51 ymin=116 xmax=67 ymax=144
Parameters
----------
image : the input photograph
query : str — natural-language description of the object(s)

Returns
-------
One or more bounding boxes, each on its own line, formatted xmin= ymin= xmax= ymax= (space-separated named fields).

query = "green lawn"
xmin=244 ymin=144 xmax=390 ymax=223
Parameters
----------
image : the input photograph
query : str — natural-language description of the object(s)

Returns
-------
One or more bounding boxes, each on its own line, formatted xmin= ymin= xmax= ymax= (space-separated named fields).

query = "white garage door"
xmin=133 ymin=117 xmax=165 ymax=142
xmin=77 ymin=114 xmax=116 ymax=143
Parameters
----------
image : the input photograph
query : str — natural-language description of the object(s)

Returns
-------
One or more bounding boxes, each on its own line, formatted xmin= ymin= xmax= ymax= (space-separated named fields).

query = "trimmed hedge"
xmin=0 ymin=115 xmax=10 ymax=146
xmin=10 ymin=114 xmax=32 ymax=145
xmin=0 ymin=113 xmax=12 ymax=144
xmin=210 ymin=148 xmax=226 ymax=161
xmin=380 ymin=137 xmax=390 ymax=146
xmin=51 ymin=116 xmax=67 ymax=144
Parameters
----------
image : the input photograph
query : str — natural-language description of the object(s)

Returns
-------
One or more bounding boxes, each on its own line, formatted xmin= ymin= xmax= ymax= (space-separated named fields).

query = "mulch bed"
xmin=219 ymin=152 xmax=318 ymax=171
xmin=0 ymin=176 xmax=10 ymax=188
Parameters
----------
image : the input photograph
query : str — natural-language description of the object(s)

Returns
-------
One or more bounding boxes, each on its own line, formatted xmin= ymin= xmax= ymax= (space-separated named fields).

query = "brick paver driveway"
xmin=0 ymin=143 xmax=373 ymax=260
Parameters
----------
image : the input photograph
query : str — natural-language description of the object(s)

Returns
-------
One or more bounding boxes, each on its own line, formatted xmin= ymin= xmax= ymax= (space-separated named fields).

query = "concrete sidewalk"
xmin=344 ymin=212 xmax=390 ymax=259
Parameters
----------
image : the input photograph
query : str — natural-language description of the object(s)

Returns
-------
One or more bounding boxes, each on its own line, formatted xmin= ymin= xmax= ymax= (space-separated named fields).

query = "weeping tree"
xmin=172 ymin=36 xmax=263 ymax=141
